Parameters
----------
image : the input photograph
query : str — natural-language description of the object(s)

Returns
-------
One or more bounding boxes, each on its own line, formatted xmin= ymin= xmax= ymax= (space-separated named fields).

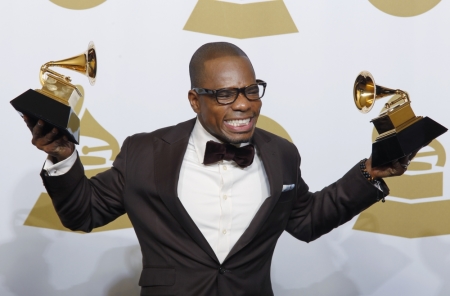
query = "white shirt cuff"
xmin=373 ymin=179 xmax=383 ymax=192
xmin=43 ymin=149 xmax=77 ymax=176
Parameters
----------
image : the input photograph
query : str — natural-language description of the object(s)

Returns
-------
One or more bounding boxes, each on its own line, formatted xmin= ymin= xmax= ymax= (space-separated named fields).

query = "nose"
xmin=230 ymin=91 xmax=251 ymax=112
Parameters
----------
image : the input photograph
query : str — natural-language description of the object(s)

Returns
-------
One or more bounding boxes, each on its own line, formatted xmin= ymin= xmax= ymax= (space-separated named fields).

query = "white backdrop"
xmin=1 ymin=1 xmax=449 ymax=295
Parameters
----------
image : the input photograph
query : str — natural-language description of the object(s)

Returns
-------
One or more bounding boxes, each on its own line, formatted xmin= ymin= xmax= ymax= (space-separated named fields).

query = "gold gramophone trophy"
xmin=354 ymin=71 xmax=447 ymax=167
xmin=10 ymin=42 xmax=97 ymax=144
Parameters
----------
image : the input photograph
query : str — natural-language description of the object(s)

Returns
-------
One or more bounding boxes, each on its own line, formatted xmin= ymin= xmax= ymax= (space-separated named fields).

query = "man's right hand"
xmin=24 ymin=115 xmax=75 ymax=163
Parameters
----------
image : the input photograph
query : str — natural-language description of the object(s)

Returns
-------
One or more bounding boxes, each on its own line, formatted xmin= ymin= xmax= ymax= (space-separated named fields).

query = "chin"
xmin=223 ymin=133 xmax=254 ymax=144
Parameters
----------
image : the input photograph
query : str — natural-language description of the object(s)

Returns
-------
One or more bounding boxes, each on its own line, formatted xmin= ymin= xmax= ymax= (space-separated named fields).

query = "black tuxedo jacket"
xmin=42 ymin=118 xmax=387 ymax=296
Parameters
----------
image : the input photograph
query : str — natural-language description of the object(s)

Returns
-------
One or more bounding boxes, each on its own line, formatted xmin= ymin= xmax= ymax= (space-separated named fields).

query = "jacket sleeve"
xmin=40 ymin=137 xmax=131 ymax=232
xmin=284 ymin=151 xmax=389 ymax=242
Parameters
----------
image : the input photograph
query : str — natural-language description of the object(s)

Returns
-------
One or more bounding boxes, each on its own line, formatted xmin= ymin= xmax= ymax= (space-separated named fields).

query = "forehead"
xmin=202 ymin=55 xmax=255 ymax=88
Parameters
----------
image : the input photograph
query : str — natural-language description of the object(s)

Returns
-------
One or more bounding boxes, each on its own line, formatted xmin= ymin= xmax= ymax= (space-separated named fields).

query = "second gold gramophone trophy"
xmin=354 ymin=71 xmax=447 ymax=167
xmin=10 ymin=42 xmax=97 ymax=144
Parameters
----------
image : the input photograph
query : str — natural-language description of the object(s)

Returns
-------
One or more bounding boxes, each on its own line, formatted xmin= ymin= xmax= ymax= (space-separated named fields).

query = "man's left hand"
xmin=365 ymin=150 xmax=419 ymax=179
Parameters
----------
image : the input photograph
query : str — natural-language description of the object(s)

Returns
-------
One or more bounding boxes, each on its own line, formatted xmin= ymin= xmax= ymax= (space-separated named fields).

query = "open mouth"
xmin=224 ymin=118 xmax=251 ymax=127
xmin=223 ymin=117 xmax=254 ymax=132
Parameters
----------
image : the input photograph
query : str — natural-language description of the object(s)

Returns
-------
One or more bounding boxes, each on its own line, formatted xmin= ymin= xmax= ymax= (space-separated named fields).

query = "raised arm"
xmin=284 ymin=148 xmax=417 ymax=242
xmin=24 ymin=115 xmax=127 ymax=232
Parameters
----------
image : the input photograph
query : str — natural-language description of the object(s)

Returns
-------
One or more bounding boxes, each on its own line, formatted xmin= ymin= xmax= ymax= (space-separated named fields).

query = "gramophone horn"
xmin=353 ymin=71 xmax=398 ymax=114
xmin=39 ymin=41 xmax=97 ymax=86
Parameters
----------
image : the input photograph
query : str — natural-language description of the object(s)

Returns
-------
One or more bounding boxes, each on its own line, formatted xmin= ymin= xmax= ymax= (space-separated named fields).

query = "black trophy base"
xmin=10 ymin=89 xmax=80 ymax=144
xmin=372 ymin=116 xmax=447 ymax=167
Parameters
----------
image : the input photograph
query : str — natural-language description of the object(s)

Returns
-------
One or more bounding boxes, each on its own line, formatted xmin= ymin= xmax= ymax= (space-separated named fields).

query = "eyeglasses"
xmin=192 ymin=79 xmax=267 ymax=105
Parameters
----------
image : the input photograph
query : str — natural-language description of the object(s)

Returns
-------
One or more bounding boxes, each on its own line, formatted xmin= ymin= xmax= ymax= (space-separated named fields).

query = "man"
xmin=25 ymin=42 xmax=412 ymax=295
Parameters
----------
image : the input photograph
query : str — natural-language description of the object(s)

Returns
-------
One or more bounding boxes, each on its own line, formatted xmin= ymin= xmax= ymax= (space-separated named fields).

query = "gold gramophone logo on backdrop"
xmin=369 ymin=0 xmax=441 ymax=17
xmin=257 ymin=115 xmax=292 ymax=142
xmin=49 ymin=0 xmax=106 ymax=10
xmin=353 ymin=95 xmax=449 ymax=238
xmin=184 ymin=0 xmax=298 ymax=39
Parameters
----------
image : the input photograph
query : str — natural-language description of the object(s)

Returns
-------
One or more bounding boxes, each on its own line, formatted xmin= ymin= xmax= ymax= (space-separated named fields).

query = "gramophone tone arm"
xmin=39 ymin=64 xmax=72 ymax=86
xmin=383 ymin=90 xmax=410 ymax=111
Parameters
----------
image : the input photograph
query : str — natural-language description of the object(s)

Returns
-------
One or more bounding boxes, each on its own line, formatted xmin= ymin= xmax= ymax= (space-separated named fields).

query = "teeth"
xmin=226 ymin=118 xmax=250 ymax=127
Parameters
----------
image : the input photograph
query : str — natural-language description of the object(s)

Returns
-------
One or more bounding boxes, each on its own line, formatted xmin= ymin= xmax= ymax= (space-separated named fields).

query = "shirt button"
xmin=223 ymin=165 xmax=227 ymax=170
xmin=223 ymin=195 xmax=228 ymax=200
xmin=222 ymin=229 xmax=227 ymax=234
xmin=219 ymin=267 xmax=225 ymax=274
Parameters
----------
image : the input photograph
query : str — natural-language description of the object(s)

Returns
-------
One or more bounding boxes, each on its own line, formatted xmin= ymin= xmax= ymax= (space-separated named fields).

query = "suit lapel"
xmin=153 ymin=122 xmax=284 ymax=264
xmin=224 ymin=129 xmax=283 ymax=262
xmin=154 ymin=118 xmax=219 ymax=264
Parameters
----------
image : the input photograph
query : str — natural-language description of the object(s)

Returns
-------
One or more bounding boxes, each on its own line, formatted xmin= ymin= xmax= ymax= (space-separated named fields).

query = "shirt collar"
xmin=191 ymin=118 xmax=250 ymax=164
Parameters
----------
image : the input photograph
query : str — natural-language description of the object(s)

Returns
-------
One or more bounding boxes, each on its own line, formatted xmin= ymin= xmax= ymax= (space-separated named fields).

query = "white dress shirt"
xmin=44 ymin=119 xmax=271 ymax=263
xmin=177 ymin=120 xmax=270 ymax=263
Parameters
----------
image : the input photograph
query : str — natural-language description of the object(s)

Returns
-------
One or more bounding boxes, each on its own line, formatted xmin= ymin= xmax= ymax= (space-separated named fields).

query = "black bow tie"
xmin=203 ymin=141 xmax=255 ymax=168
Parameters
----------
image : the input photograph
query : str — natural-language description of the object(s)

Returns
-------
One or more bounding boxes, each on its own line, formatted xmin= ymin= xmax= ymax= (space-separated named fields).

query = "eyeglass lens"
xmin=216 ymin=84 xmax=265 ymax=104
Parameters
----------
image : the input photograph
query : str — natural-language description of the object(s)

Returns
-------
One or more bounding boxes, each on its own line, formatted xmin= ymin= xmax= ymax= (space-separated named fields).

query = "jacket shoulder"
xmin=125 ymin=118 xmax=196 ymax=145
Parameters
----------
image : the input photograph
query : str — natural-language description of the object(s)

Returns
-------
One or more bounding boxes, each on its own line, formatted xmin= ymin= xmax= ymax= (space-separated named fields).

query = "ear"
xmin=188 ymin=90 xmax=201 ymax=114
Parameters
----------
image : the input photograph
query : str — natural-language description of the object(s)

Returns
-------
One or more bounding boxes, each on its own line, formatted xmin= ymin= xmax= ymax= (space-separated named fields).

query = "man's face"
xmin=188 ymin=55 xmax=262 ymax=144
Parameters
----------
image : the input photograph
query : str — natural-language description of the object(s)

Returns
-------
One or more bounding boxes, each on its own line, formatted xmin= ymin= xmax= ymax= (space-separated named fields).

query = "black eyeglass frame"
xmin=192 ymin=79 xmax=267 ymax=105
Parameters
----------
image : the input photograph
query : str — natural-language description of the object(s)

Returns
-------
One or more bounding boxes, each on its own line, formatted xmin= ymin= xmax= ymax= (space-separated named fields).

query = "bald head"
xmin=189 ymin=42 xmax=251 ymax=89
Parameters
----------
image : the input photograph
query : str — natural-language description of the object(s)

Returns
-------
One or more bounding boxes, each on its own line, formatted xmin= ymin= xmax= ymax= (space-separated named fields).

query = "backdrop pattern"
xmin=1 ymin=1 xmax=449 ymax=295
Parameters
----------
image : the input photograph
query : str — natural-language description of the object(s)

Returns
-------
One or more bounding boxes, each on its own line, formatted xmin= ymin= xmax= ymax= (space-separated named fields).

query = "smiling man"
xmin=25 ymin=42 xmax=413 ymax=295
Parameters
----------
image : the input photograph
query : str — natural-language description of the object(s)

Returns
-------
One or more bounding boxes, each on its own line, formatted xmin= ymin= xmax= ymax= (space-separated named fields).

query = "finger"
xmin=398 ymin=155 xmax=410 ymax=170
xmin=41 ymin=127 xmax=60 ymax=145
xmin=39 ymin=127 xmax=61 ymax=146
xmin=389 ymin=159 xmax=407 ymax=175
xmin=32 ymin=125 xmax=60 ymax=148
xmin=391 ymin=158 xmax=404 ymax=169
xmin=399 ymin=158 xmax=411 ymax=173
xmin=32 ymin=120 xmax=45 ymax=136
xmin=31 ymin=120 xmax=46 ymax=146
xmin=43 ymin=136 xmax=74 ymax=161
xmin=23 ymin=115 xmax=37 ymax=133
